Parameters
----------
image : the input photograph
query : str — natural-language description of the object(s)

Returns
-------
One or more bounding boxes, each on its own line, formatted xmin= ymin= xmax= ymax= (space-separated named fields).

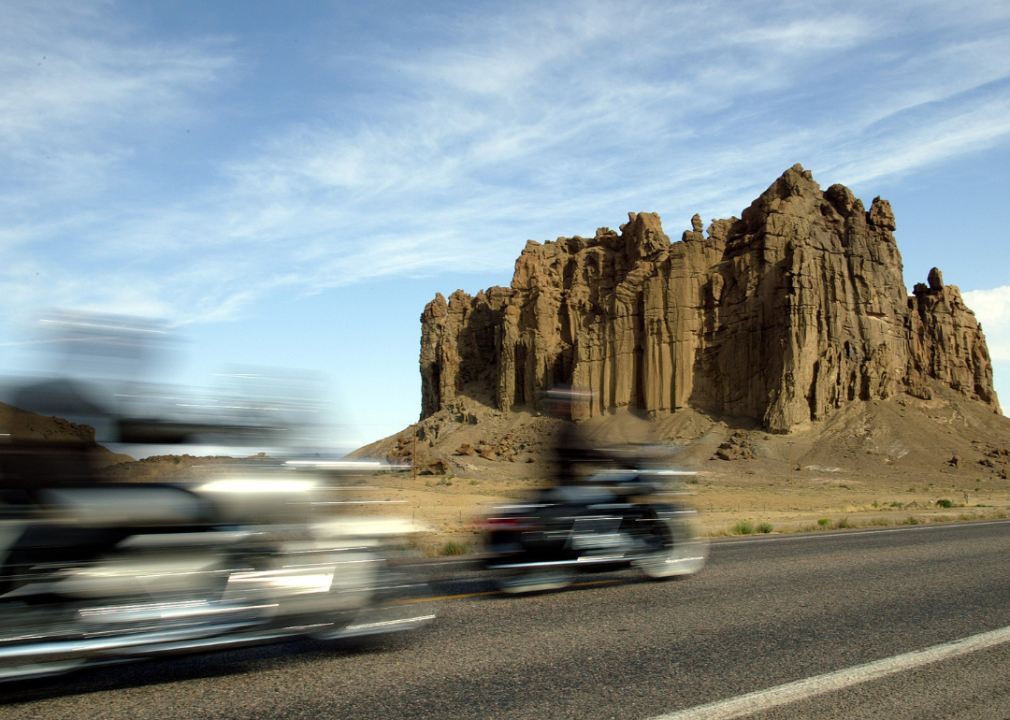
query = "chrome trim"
xmin=488 ymin=556 xmax=631 ymax=569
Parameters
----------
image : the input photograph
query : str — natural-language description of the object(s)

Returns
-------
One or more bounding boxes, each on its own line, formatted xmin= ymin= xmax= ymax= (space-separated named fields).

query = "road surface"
xmin=4 ymin=520 xmax=1010 ymax=719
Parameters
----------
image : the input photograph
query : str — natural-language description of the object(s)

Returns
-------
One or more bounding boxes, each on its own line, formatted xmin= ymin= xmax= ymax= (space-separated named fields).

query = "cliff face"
xmin=420 ymin=165 xmax=998 ymax=432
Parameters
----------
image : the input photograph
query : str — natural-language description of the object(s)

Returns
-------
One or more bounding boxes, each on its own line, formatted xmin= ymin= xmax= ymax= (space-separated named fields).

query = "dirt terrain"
xmin=328 ymin=385 xmax=1010 ymax=552
xmin=79 ymin=380 xmax=1010 ymax=554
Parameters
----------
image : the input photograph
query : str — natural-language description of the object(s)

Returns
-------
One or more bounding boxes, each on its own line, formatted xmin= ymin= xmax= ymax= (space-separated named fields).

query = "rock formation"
xmin=419 ymin=165 xmax=998 ymax=433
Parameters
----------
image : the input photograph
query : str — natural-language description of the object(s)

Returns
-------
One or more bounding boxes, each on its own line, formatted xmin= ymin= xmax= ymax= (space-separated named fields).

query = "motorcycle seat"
xmin=542 ymin=485 xmax=615 ymax=505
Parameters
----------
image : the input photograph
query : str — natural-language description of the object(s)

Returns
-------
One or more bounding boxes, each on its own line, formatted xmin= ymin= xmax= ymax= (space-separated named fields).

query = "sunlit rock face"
xmin=419 ymin=165 xmax=998 ymax=432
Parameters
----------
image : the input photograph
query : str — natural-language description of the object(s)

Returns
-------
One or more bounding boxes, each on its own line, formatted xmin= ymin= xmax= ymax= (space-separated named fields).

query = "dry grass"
xmin=322 ymin=467 xmax=1010 ymax=553
xmin=712 ymin=506 xmax=1010 ymax=537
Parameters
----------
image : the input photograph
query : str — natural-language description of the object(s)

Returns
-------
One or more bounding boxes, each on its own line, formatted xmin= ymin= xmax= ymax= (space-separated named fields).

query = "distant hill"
xmin=99 ymin=452 xmax=276 ymax=483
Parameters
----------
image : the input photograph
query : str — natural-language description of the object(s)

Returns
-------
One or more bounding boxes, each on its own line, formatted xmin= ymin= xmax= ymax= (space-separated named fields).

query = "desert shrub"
xmin=937 ymin=499 xmax=953 ymax=508
xmin=902 ymin=516 xmax=920 ymax=525
xmin=439 ymin=541 xmax=470 ymax=556
xmin=757 ymin=522 xmax=774 ymax=534
xmin=731 ymin=520 xmax=754 ymax=535
xmin=837 ymin=517 xmax=851 ymax=529
xmin=817 ymin=518 xmax=831 ymax=528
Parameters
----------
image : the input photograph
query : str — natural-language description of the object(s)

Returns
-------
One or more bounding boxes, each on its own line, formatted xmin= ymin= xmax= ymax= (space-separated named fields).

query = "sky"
xmin=2 ymin=0 xmax=1010 ymax=453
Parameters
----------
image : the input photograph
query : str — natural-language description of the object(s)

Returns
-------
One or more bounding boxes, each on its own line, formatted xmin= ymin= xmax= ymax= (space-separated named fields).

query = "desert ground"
xmin=95 ymin=451 xmax=1010 ymax=556
xmin=330 ymin=457 xmax=1010 ymax=555
xmin=330 ymin=387 xmax=1010 ymax=553
xmin=92 ymin=386 xmax=1010 ymax=555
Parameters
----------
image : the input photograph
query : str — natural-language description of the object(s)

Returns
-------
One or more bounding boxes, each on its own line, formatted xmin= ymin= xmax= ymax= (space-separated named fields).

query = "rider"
xmin=543 ymin=386 xmax=609 ymax=486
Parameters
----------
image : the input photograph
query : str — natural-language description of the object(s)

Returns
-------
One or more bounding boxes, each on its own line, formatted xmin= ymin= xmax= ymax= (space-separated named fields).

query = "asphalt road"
xmin=5 ymin=520 xmax=1010 ymax=719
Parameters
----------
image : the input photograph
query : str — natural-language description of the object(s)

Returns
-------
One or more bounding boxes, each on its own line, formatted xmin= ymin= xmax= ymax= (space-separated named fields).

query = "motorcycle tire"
xmin=0 ymin=601 xmax=88 ymax=682
xmin=635 ymin=513 xmax=709 ymax=580
xmin=494 ymin=568 xmax=573 ymax=594
xmin=312 ymin=556 xmax=436 ymax=642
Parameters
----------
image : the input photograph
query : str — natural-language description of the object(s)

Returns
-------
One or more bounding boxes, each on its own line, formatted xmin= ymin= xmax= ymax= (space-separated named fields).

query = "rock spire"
xmin=419 ymin=165 xmax=998 ymax=432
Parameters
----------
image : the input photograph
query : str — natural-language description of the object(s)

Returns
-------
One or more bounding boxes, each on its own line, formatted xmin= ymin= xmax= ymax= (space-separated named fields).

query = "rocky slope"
xmin=0 ymin=401 xmax=133 ymax=471
xmin=419 ymin=165 xmax=997 ymax=433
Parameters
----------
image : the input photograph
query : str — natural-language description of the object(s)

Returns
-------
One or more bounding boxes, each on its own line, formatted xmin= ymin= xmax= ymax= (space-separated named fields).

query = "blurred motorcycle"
xmin=0 ymin=311 xmax=435 ymax=681
xmin=480 ymin=453 xmax=708 ymax=593
xmin=0 ymin=459 xmax=434 ymax=682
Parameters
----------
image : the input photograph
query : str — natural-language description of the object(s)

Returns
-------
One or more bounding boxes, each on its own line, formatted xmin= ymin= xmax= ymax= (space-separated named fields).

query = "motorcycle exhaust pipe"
xmin=108 ymin=628 xmax=297 ymax=657
xmin=322 ymin=613 xmax=437 ymax=639
xmin=79 ymin=599 xmax=270 ymax=625
xmin=487 ymin=556 xmax=631 ymax=569
xmin=0 ymin=621 xmax=255 ymax=662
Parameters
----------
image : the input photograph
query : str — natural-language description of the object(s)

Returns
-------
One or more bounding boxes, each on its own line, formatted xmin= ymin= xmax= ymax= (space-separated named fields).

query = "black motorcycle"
xmin=480 ymin=464 xmax=708 ymax=593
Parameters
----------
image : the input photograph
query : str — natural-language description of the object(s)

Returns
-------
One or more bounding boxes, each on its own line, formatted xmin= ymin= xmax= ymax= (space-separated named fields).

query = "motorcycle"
xmin=0 ymin=458 xmax=434 ymax=682
xmin=480 ymin=455 xmax=708 ymax=593
xmin=0 ymin=314 xmax=435 ymax=681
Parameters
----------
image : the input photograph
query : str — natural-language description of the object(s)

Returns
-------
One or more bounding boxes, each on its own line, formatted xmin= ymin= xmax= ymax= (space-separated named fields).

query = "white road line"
xmin=652 ymin=624 xmax=1010 ymax=720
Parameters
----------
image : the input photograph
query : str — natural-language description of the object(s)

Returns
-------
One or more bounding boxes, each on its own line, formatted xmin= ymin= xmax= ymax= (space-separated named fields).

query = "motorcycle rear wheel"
xmin=312 ymin=556 xmax=435 ymax=641
xmin=636 ymin=515 xmax=709 ymax=579
xmin=494 ymin=568 xmax=573 ymax=594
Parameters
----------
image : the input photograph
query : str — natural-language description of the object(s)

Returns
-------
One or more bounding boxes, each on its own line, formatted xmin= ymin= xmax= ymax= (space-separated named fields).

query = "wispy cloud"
xmin=0 ymin=2 xmax=232 ymax=199
xmin=2 ymin=0 xmax=1010 ymax=327
xmin=963 ymin=287 xmax=1010 ymax=361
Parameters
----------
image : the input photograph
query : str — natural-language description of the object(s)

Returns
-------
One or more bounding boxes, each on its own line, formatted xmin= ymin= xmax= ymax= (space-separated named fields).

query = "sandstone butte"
xmin=418 ymin=164 xmax=998 ymax=436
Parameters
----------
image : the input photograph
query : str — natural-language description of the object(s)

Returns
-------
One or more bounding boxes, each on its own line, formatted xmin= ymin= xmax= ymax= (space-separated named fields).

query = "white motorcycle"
xmin=0 ymin=461 xmax=434 ymax=682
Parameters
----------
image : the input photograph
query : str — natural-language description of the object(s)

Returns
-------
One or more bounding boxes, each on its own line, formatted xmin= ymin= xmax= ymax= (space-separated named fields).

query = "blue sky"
xmin=2 ymin=0 xmax=1010 ymax=452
